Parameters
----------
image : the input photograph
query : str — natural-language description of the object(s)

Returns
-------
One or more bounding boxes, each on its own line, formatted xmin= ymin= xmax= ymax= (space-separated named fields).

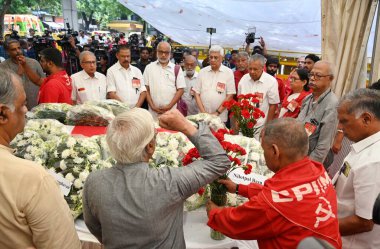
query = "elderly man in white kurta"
xmin=143 ymin=41 xmax=185 ymax=119
xmin=183 ymin=55 xmax=199 ymax=116
xmin=107 ymin=45 xmax=146 ymax=108
xmin=238 ymin=54 xmax=279 ymax=128
xmin=71 ymin=51 xmax=107 ymax=104
xmin=194 ymin=45 xmax=235 ymax=123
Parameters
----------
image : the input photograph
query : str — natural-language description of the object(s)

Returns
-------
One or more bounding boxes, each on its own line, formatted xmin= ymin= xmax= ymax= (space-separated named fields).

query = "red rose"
xmin=247 ymin=121 xmax=254 ymax=129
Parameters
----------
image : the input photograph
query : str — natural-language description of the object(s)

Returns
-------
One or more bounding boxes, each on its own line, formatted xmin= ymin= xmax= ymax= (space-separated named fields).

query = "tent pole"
xmin=369 ymin=1 xmax=380 ymax=84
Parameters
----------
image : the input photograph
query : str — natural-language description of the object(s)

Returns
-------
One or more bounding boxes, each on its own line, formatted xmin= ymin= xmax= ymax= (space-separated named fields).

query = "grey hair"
xmin=339 ymin=88 xmax=380 ymax=119
xmin=79 ymin=51 xmax=95 ymax=63
xmin=263 ymin=118 xmax=309 ymax=157
xmin=0 ymin=68 xmax=20 ymax=111
xmin=157 ymin=41 xmax=172 ymax=52
xmin=209 ymin=45 xmax=224 ymax=57
xmin=314 ymin=60 xmax=335 ymax=76
xmin=249 ymin=54 xmax=266 ymax=67
xmin=237 ymin=51 xmax=249 ymax=59
xmin=106 ymin=108 xmax=155 ymax=164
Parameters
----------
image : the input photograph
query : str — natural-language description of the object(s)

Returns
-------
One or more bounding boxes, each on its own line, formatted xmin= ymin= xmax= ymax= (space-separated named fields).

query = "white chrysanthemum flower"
xmin=61 ymin=149 xmax=71 ymax=159
xmin=168 ymin=139 xmax=179 ymax=150
xmin=73 ymin=179 xmax=83 ymax=189
xmin=66 ymin=137 xmax=76 ymax=147
xmin=60 ymin=160 xmax=67 ymax=170
xmin=250 ymin=152 xmax=260 ymax=161
xmin=79 ymin=171 xmax=89 ymax=181
xmin=17 ymin=140 xmax=27 ymax=147
xmin=24 ymin=153 xmax=32 ymax=160
xmin=88 ymin=153 xmax=99 ymax=162
xmin=65 ymin=173 xmax=75 ymax=182
xmin=73 ymin=157 xmax=84 ymax=164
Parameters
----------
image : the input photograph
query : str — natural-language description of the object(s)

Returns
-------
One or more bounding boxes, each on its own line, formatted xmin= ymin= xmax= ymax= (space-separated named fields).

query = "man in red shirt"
xmin=21 ymin=48 xmax=72 ymax=104
xmin=206 ymin=118 xmax=341 ymax=249
xmin=233 ymin=52 xmax=249 ymax=93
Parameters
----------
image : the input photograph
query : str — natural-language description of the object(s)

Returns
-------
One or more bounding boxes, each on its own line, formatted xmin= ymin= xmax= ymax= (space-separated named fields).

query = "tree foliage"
xmin=0 ymin=0 xmax=61 ymax=37
xmin=77 ymin=0 xmax=133 ymax=30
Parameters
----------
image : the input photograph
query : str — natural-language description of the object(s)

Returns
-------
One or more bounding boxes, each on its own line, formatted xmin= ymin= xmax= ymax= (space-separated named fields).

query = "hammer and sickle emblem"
xmin=314 ymin=197 xmax=336 ymax=228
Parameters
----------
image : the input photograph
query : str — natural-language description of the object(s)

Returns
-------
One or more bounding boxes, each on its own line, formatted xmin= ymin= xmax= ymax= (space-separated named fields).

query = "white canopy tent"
xmin=121 ymin=0 xmax=380 ymax=96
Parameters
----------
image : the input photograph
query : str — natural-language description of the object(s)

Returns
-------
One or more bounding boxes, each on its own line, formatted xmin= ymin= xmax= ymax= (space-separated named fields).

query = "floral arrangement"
xmin=183 ymin=128 xmax=253 ymax=197
xmin=223 ymin=94 xmax=266 ymax=137
xmin=149 ymin=131 xmax=194 ymax=168
xmin=86 ymin=99 xmax=130 ymax=116
xmin=186 ymin=113 xmax=226 ymax=131
xmin=31 ymin=103 xmax=72 ymax=123
xmin=66 ymin=104 xmax=115 ymax=126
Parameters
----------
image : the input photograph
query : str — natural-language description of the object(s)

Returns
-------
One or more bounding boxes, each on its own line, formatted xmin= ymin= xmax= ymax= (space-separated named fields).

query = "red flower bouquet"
xmin=223 ymin=94 xmax=266 ymax=138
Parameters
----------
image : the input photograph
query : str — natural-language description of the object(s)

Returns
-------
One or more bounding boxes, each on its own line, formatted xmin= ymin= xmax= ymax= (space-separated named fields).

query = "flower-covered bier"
xmin=186 ymin=113 xmax=226 ymax=131
xmin=223 ymin=94 xmax=266 ymax=138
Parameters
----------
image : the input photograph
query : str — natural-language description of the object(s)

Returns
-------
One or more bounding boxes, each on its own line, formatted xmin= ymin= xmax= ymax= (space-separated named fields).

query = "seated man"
xmin=0 ymin=68 xmax=80 ymax=249
xmin=71 ymin=51 xmax=107 ymax=104
xmin=206 ymin=118 xmax=342 ymax=248
xmin=83 ymin=109 xmax=231 ymax=248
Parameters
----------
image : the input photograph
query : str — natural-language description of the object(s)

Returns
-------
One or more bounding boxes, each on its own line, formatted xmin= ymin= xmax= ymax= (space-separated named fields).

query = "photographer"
xmin=0 ymin=39 xmax=44 ymax=110
xmin=245 ymin=36 xmax=268 ymax=57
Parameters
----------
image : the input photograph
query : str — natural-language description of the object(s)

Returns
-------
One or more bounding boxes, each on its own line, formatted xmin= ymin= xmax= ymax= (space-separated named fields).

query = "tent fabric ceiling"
xmin=120 ymin=0 xmax=322 ymax=53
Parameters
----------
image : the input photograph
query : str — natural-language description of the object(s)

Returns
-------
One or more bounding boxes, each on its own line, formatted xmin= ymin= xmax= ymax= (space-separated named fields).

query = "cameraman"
xmin=245 ymin=36 xmax=267 ymax=57
xmin=0 ymin=39 xmax=44 ymax=110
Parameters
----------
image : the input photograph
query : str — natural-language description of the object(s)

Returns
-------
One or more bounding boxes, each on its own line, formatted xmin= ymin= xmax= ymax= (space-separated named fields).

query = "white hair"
xmin=79 ymin=51 xmax=95 ymax=63
xmin=209 ymin=45 xmax=224 ymax=57
xmin=0 ymin=68 xmax=21 ymax=111
xmin=106 ymin=108 xmax=155 ymax=164
xmin=314 ymin=60 xmax=335 ymax=76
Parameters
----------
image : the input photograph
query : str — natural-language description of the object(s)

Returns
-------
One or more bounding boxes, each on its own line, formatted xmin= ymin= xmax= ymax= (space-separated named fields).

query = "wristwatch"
xmin=235 ymin=184 xmax=239 ymax=195
xmin=216 ymin=109 xmax=221 ymax=115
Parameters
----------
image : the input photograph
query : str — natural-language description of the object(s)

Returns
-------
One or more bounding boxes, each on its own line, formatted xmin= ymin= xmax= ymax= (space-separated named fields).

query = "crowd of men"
xmin=0 ymin=31 xmax=380 ymax=249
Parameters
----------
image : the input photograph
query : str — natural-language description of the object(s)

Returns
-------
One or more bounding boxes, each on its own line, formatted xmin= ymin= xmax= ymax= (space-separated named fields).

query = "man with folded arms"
xmin=206 ymin=118 xmax=341 ymax=248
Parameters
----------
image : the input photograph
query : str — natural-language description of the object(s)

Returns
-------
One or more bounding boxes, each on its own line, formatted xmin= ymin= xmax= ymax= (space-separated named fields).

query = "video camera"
xmin=245 ymin=27 xmax=259 ymax=44
xmin=9 ymin=30 xmax=20 ymax=40
xmin=29 ymin=30 xmax=55 ymax=55
xmin=152 ymin=34 xmax=164 ymax=49
xmin=57 ymin=23 xmax=79 ymax=50
xmin=173 ymin=47 xmax=190 ymax=65
xmin=128 ymin=33 xmax=140 ymax=62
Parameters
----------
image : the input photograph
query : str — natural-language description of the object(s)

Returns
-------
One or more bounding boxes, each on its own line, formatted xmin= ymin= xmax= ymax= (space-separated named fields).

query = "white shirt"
xmin=78 ymin=35 xmax=89 ymax=45
xmin=143 ymin=61 xmax=186 ymax=117
xmin=71 ymin=70 xmax=107 ymax=104
xmin=193 ymin=65 xmax=236 ymax=122
xmin=332 ymin=131 xmax=380 ymax=249
xmin=183 ymin=71 xmax=199 ymax=116
xmin=107 ymin=62 xmax=146 ymax=108
xmin=238 ymin=71 xmax=279 ymax=127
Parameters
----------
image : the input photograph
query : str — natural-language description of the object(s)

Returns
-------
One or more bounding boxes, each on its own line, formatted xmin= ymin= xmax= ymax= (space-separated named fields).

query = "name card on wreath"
xmin=229 ymin=167 xmax=268 ymax=185
xmin=48 ymin=169 xmax=73 ymax=196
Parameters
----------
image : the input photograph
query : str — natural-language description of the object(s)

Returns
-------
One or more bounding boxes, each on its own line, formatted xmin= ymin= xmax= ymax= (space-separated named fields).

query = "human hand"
xmin=69 ymin=36 xmax=76 ymax=48
xmin=218 ymin=178 xmax=237 ymax=194
xmin=259 ymin=37 xmax=265 ymax=48
xmin=17 ymin=54 xmax=26 ymax=66
xmin=332 ymin=141 xmax=342 ymax=154
xmin=206 ymin=200 xmax=222 ymax=217
xmin=158 ymin=109 xmax=196 ymax=136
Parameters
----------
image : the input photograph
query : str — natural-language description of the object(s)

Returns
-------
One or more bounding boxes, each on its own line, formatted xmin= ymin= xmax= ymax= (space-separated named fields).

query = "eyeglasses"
xmin=82 ymin=61 xmax=96 ymax=65
xmin=291 ymin=77 xmax=301 ymax=82
xmin=308 ymin=73 xmax=331 ymax=80
xmin=157 ymin=50 xmax=170 ymax=55
xmin=209 ymin=56 xmax=220 ymax=61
